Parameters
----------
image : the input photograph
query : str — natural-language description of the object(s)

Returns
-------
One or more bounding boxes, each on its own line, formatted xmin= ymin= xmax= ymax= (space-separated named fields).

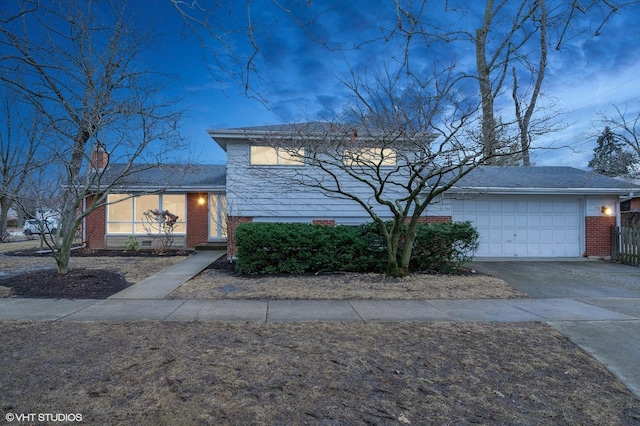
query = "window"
xmin=250 ymin=146 xmax=304 ymax=165
xmin=107 ymin=194 xmax=186 ymax=235
xmin=343 ymin=148 xmax=396 ymax=166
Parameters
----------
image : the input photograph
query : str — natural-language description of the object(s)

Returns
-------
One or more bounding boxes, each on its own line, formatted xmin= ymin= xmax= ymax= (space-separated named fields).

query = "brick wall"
xmin=312 ymin=219 xmax=336 ymax=226
xmin=415 ymin=216 xmax=452 ymax=223
xmin=227 ymin=216 xmax=253 ymax=256
xmin=186 ymin=193 xmax=209 ymax=248
xmin=585 ymin=216 xmax=615 ymax=257
xmin=85 ymin=196 xmax=106 ymax=249
xmin=404 ymin=216 xmax=452 ymax=224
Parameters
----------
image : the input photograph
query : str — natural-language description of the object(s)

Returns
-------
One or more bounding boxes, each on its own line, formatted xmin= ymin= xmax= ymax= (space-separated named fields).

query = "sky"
xmin=111 ymin=1 xmax=640 ymax=168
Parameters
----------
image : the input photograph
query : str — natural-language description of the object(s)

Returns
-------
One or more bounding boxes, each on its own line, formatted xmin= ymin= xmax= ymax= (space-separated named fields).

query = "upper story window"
xmin=250 ymin=146 xmax=304 ymax=165
xmin=343 ymin=148 xmax=397 ymax=166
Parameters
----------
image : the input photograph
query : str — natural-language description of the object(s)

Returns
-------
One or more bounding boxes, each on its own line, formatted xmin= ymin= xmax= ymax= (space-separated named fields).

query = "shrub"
xmin=123 ymin=235 xmax=141 ymax=253
xmin=142 ymin=209 xmax=179 ymax=254
xmin=410 ymin=221 xmax=479 ymax=273
xmin=235 ymin=222 xmax=380 ymax=274
xmin=234 ymin=221 xmax=479 ymax=275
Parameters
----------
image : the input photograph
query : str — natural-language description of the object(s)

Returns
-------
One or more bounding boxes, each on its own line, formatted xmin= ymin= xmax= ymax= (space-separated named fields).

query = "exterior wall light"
xmin=601 ymin=206 xmax=612 ymax=216
xmin=198 ymin=196 xmax=206 ymax=206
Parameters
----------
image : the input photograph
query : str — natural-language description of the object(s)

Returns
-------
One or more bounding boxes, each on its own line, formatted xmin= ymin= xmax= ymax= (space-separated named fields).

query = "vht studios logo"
xmin=5 ymin=413 xmax=83 ymax=422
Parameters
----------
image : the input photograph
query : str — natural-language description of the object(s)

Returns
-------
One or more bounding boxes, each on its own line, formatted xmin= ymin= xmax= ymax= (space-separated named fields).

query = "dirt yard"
xmin=2 ymin=321 xmax=640 ymax=425
xmin=169 ymin=258 xmax=527 ymax=300
xmin=1 ymin=239 xmax=639 ymax=424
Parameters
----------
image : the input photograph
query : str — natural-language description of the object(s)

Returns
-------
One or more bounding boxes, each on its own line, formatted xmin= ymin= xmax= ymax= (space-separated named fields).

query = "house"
xmin=620 ymin=189 xmax=640 ymax=227
xmin=84 ymin=123 xmax=639 ymax=259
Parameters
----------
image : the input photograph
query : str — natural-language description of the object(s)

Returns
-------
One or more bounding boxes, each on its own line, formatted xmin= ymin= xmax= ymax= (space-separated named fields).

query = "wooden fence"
xmin=611 ymin=226 xmax=640 ymax=265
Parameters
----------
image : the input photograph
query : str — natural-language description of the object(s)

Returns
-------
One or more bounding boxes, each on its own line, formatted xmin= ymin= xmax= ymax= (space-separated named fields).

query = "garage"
xmin=452 ymin=198 xmax=582 ymax=257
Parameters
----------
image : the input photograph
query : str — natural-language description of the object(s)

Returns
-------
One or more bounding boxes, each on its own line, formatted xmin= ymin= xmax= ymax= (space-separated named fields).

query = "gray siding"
xmin=226 ymin=143 xmax=436 ymax=223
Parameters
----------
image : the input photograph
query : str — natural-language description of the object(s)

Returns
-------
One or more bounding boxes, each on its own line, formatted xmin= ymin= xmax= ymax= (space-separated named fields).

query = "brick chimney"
xmin=90 ymin=143 xmax=109 ymax=171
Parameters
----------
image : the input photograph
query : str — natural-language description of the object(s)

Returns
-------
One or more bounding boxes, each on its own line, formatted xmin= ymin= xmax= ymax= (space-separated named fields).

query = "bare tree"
xmin=0 ymin=0 xmax=186 ymax=273
xmin=0 ymin=86 xmax=45 ymax=241
xmin=600 ymin=104 xmax=640 ymax=167
xmin=243 ymin=66 xmax=500 ymax=277
xmin=175 ymin=0 xmax=635 ymax=163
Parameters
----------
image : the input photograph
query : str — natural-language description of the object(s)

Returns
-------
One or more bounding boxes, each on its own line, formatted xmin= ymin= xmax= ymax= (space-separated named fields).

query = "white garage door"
xmin=452 ymin=198 xmax=582 ymax=257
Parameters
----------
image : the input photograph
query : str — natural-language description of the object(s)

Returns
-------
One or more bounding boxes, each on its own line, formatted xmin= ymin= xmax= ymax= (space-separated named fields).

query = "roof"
xmin=96 ymin=163 xmax=226 ymax=192
xmin=451 ymin=166 xmax=637 ymax=195
xmin=90 ymin=162 xmax=636 ymax=197
xmin=208 ymin=122 xmax=437 ymax=151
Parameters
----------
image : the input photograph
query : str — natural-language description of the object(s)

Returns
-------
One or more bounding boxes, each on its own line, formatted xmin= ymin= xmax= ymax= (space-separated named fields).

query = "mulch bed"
xmin=0 ymin=249 xmax=191 ymax=299
xmin=0 ymin=269 xmax=130 ymax=299
xmin=4 ymin=248 xmax=192 ymax=257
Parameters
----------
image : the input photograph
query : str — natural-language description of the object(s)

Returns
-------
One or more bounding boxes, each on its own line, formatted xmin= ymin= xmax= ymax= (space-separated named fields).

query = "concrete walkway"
xmin=108 ymin=250 xmax=226 ymax=300
xmin=1 ymin=296 xmax=636 ymax=323
xmin=0 ymin=254 xmax=639 ymax=398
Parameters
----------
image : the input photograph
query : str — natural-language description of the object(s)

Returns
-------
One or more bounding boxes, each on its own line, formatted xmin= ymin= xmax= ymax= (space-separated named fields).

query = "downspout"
xmin=82 ymin=197 xmax=87 ymax=245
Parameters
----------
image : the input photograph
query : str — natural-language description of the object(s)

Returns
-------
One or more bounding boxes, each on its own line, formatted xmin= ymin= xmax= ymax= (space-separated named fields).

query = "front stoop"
xmin=195 ymin=242 xmax=227 ymax=251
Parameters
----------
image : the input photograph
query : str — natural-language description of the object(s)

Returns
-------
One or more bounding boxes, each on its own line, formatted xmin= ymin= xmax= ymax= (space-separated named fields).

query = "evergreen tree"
xmin=588 ymin=127 xmax=636 ymax=177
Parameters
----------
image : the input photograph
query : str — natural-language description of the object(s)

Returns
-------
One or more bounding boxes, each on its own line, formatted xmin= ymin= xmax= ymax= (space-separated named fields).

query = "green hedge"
xmin=235 ymin=223 xmax=381 ymax=274
xmin=234 ymin=221 xmax=478 ymax=275
xmin=410 ymin=221 xmax=479 ymax=273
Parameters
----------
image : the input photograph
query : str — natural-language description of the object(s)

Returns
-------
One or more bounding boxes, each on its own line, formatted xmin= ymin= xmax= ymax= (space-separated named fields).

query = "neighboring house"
xmin=84 ymin=123 xmax=639 ymax=259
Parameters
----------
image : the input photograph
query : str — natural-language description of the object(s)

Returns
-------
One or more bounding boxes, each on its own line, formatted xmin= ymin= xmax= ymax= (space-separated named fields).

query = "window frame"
xmin=250 ymin=145 xmax=305 ymax=166
xmin=343 ymin=147 xmax=397 ymax=167
xmin=106 ymin=193 xmax=187 ymax=235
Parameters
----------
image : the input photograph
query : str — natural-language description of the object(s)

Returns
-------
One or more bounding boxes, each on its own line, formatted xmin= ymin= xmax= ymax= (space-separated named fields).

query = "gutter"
xmin=618 ymin=191 xmax=635 ymax=202
xmin=448 ymin=187 xmax=637 ymax=196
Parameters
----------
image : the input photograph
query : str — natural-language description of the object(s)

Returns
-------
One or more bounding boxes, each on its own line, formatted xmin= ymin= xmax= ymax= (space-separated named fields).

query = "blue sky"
xmin=147 ymin=0 xmax=640 ymax=168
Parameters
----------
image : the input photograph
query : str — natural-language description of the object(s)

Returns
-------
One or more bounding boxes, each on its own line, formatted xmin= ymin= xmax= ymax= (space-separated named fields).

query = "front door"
xmin=208 ymin=193 xmax=227 ymax=241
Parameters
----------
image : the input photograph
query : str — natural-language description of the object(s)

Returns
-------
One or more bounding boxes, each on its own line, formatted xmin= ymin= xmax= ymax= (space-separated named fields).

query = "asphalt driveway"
xmin=471 ymin=260 xmax=640 ymax=299
xmin=471 ymin=259 xmax=640 ymax=398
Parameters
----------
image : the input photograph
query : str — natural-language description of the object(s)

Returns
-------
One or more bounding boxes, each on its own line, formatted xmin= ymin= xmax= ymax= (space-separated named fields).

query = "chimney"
xmin=90 ymin=143 xmax=109 ymax=171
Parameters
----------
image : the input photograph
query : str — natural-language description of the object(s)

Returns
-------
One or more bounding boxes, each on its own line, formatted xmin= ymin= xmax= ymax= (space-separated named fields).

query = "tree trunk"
xmin=476 ymin=0 xmax=497 ymax=161
xmin=382 ymin=218 xmax=411 ymax=278
xmin=512 ymin=0 xmax=547 ymax=166
xmin=53 ymin=129 xmax=90 ymax=274
xmin=0 ymin=198 xmax=9 ymax=242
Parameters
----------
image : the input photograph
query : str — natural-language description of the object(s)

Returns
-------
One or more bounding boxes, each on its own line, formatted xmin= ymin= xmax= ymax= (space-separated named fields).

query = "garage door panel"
xmin=453 ymin=198 xmax=581 ymax=257
xmin=477 ymin=201 xmax=491 ymax=212
xmin=526 ymin=216 xmax=540 ymax=227
xmin=566 ymin=229 xmax=579 ymax=239
xmin=476 ymin=214 xmax=490 ymax=226
xmin=527 ymin=229 xmax=540 ymax=239
xmin=502 ymin=214 xmax=515 ymax=227
xmin=541 ymin=202 xmax=554 ymax=213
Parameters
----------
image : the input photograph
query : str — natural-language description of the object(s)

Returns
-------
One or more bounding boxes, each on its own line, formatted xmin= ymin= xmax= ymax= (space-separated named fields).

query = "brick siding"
xmin=405 ymin=216 xmax=452 ymax=224
xmin=85 ymin=197 xmax=106 ymax=249
xmin=312 ymin=219 xmax=336 ymax=226
xmin=186 ymin=193 xmax=209 ymax=248
xmin=227 ymin=216 xmax=253 ymax=256
xmin=585 ymin=216 xmax=616 ymax=257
